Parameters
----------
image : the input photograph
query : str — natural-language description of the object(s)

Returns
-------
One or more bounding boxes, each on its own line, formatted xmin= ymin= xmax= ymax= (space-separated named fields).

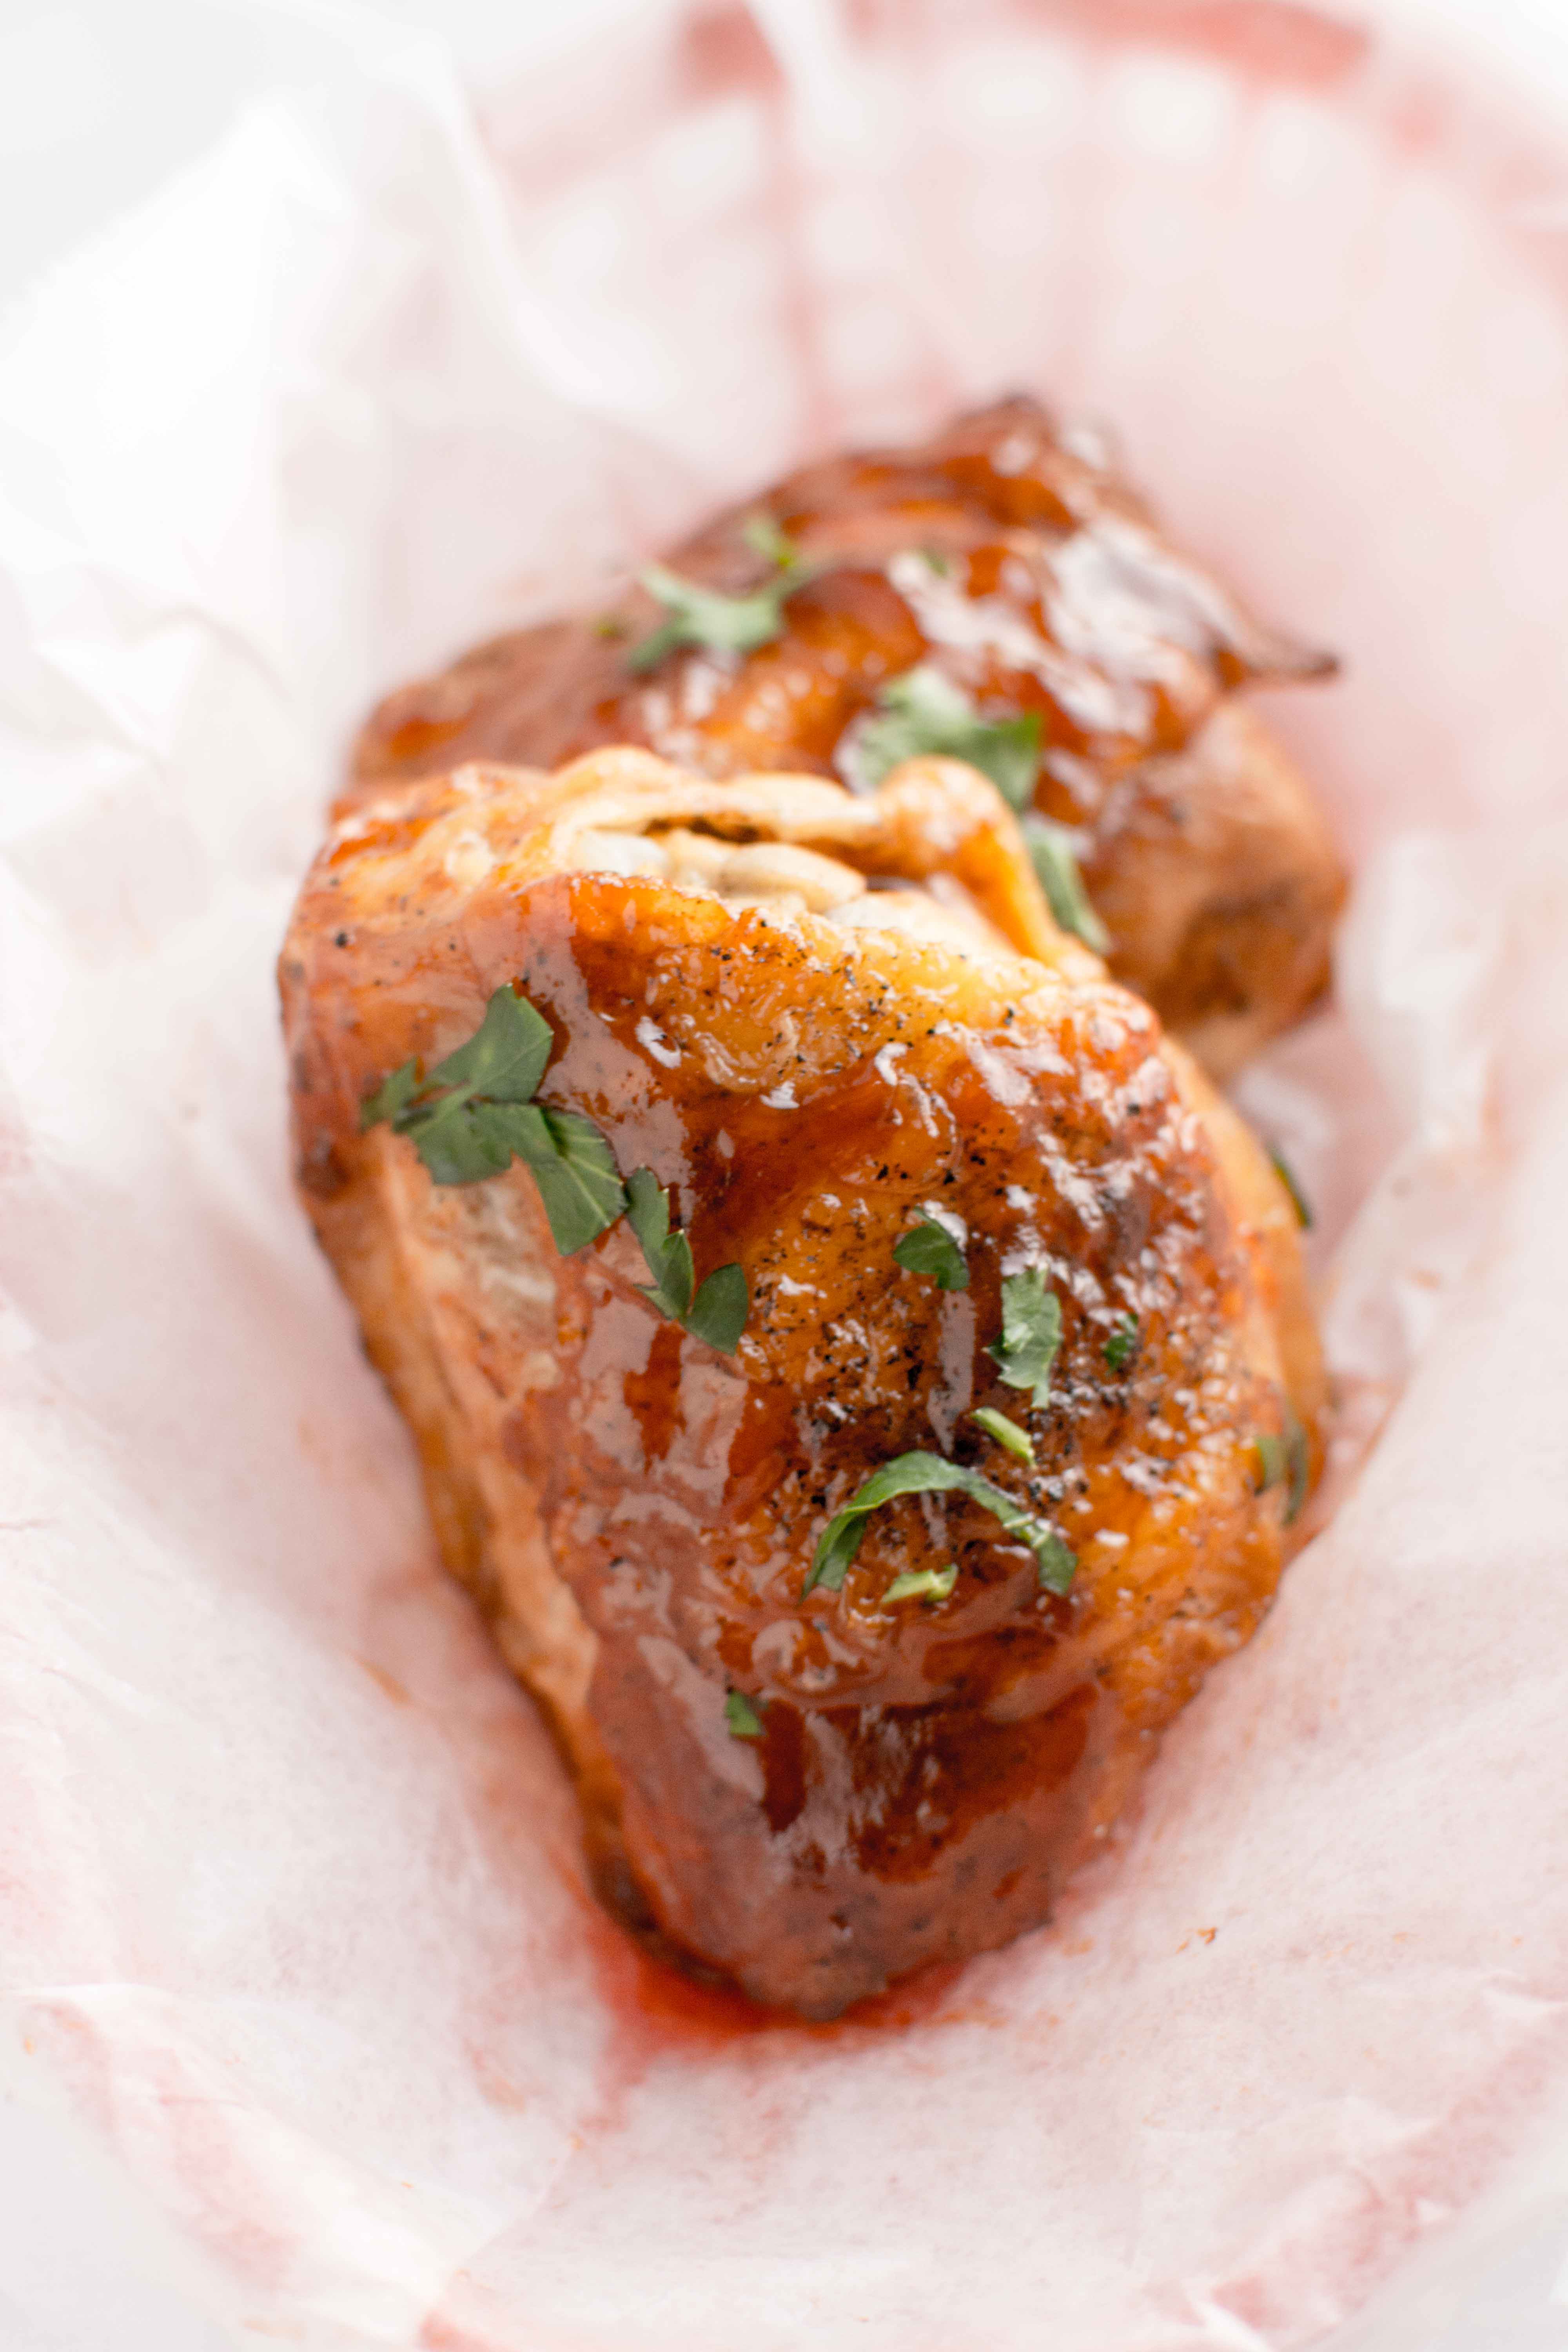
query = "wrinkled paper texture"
xmin=5 ymin=1 xmax=1568 ymax=2345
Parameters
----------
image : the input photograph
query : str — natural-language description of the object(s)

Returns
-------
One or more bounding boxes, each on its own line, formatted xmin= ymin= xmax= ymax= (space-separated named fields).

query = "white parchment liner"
xmin=4 ymin=2 xmax=1568 ymax=2344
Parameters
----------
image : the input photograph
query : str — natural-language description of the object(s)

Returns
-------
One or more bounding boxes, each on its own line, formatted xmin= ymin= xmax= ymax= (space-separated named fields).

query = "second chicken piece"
xmin=349 ymin=395 xmax=1345 ymax=1079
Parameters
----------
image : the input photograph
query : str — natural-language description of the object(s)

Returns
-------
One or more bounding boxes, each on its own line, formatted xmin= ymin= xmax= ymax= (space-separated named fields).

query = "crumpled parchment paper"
xmin=5 ymin=2 xmax=1568 ymax=2346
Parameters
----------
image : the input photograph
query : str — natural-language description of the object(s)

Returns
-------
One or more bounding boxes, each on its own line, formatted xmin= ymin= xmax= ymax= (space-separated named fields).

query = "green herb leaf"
xmin=626 ymin=561 xmax=805 ymax=674
xmin=1285 ymin=1414 xmax=1310 ymax=1525
xmin=810 ymin=1511 xmax=868 ymax=1599
xmin=421 ymin=985 xmax=555 ymax=1104
xmin=987 ymin=1268 xmax=1063 ymax=1408
xmin=857 ymin=664 xmax=1042 ymax=809
xmin=1022 ymin=815 xmax=1110 ymax=953
xmin=969 ymin=1406 xmax=1034 ymax=1461
xmin=361 ymin=986 xmax=620 ymax=1227
xmin=724 ymin=1690 xmax=764 ymax=1739
xmin=740 ymin=511 xmax=800 ymax=568
xmin=361 ymin=988 xmax=630 ymax=1252
xmin=360 ymin=1057 xmax=423 ymax=1131
xmin=1103 ymin=1313 xmax=1138 ymax=1373
xmin=684 ymin=1261 xmax=750 ymax=1356
xmin=625 ymin=1166 xmax=748 ymax=1354
xmin=510 ymin=1105 xmax=628 ymax=1255
xmin=626 ymin=1165 xmax=694 ymax=1320
xmin=803 ymin=1450 xmax=1075 ymax=1599
xmin=884 ymin=1562 xmax=958 ymax=1604
xmin=1268 ymin=1145 xmax=1314 ymax=1230
xmin=1254 ymin=1416 xmax=1310 ymax=1524
xmin=807 ymin=1454 xmax=967 ymax=1599
xmin=1032 ymin=1530 xmax=1078 ymax=1594
xmin=892 ymin=1207 xmax=969 ymax=1292
xmin=1252 ymin=1432 xmax=1286 ymax=1492
xmin=412 ymin=1096 xmax=523 ymax=1186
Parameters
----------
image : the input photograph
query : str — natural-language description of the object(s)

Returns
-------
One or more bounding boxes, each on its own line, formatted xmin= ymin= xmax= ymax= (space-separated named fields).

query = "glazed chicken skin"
xmin=283 ymin=748 xmax=1323 ymax=2016
xmin=350 ymin=396 xmax=1346 ymax=1079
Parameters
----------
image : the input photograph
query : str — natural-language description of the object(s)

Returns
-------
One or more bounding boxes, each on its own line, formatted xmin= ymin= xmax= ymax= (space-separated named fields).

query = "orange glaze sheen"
xmin=282 ymin=752 xmax=1321 ymax=2016
xmin=348 ymin=396 xmax=1346 ymax=1078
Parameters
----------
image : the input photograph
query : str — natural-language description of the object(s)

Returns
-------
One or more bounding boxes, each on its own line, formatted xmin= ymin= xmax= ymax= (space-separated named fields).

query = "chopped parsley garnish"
xmin=1022 ymin=815 xmax=1110 ymax=953
xmin=1253 ymin=1414 xmax=1311 ymax=1524
xmin=1252 ymin=1433 xmax=1285 ymax=1492
xmin=856 ymin=664 xmax=1041 ymax=808
xmin=884 ymin=1562 xmax=958 ymax=1604
xmin=740 ymin=510 xmax=800 ymax=568
xmin=1285 ymin=1415 xmax=1310 ymax=1524
xmin=987 ymin=1268 xmax=1063 ymax=1408
xmin=621 ymin=548 xmax=808 ymax=687
xmin=360 ymin=985 xmax=626 ymax=1254
xmin=892 ymin=1206 xmax=969 ymax=1292
xmin=969 ymin=1406 xmax=1034 ymax=1461
xmin=724 ymin=1690 xmax=764 ymax=1739
xmin=517 ymin=1114 xmax=629 ymax=1258
xmin=626 ymin=1167 xmax=749 ymax=1355
xmin=803 ymin=1450 xmax=1075 ymax=1599
xmin=1103 ymin=1314 xmax=1138 ymax=1372
xmin=361 ymin=985 xmax=551 ymax=1138
xmin=1268 ymin=1145 xmax=1314 ymax=1230
xmin=362 ymin=997 xmax=748 ymax=1331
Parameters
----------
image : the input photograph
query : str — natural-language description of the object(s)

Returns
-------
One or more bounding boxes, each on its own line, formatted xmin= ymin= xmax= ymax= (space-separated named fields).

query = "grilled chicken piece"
xmin=349 ymin=396 xmax=1345 ymax=1079
xmin=282 ymin=748 xmax=1324 ymax=2016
